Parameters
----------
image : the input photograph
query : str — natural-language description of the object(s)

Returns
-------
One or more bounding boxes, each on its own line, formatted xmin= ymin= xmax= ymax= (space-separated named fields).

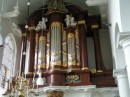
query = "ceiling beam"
xmin=86 ymin=0 xmax=108 ymax=6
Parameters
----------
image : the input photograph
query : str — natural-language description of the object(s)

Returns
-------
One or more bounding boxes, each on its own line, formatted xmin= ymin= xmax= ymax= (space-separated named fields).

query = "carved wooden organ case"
xmin=20 ymin=0 xmax=115 ymax=87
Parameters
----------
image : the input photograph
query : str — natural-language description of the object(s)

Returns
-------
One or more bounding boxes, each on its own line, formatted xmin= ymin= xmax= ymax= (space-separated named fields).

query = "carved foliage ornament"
xmin=47 ymin=91 xmax=64 ymax=97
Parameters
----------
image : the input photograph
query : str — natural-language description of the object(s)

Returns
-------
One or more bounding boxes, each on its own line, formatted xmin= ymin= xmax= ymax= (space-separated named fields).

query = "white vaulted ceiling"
xmin=0 ymin=0 xmax=108 ymax=24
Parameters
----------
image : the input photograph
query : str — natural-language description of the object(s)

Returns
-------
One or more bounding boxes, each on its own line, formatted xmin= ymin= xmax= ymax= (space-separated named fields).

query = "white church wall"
xmin=119 ymin=0 xmax=130 ymax=32
xmin=108 ymin=0 xmax=126 ymax=69
xmin=114 ymin=24 xmax=126 ymax=69
xmin=0 ymin=19 xmax=21 ymax=76
xmin=0 ymin=19 xmax=11 ymax=64
xmin=0 ymin=19 xmax=22 ymax=94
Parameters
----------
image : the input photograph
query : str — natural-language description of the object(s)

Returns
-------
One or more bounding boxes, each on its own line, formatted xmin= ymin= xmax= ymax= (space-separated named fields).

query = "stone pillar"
xmin=113 ymin=69 xmax=130 ymax=97
xmin=47 ymin=91 xmax=64 ymax=97
xmin=119 ymin=35 xmax=130 ymax=85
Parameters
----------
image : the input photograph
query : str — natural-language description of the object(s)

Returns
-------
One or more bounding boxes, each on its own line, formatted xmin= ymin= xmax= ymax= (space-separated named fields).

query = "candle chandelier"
xmin=2 ymin=0 xmax=46 ymax=97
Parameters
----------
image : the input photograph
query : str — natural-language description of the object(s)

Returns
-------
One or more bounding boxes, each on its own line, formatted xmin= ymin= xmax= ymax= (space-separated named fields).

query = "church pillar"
xmin=118 ymin=32 xmax=130 ymax=86
xmin=113 ymin=69 xmax=130 ymax=97
xmin=78 ymin=15 xmax=89 ymax=70
xmin=91 ymin=25 xmax=104 ymax=72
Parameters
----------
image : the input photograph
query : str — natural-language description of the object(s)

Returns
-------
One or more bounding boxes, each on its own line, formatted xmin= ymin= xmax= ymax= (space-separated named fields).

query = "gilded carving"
xmin=65 ymin=75 xmax=80 ymax=83
xmin=38 ymin=64 xmax=45 ymax=68
xmin=39 ymin=36 xmax=46 ymax=43
xmin=51 ymin=51 xmax=61 ymax=56
xmin=78 ymin=20 xmax=86 ymax=25
xmin=62 ymin=41 xmax=66 ymax=45
xmin=51 ymin=60 xmax=61 ymax=66
xmin=35 ymin=33 xmax=38 ymax=43
xmin=90 ymin=69 xmax=97 ymax=73
xmin=47 ymin=91 xmax=64 ymax=97
xmin=63 ymin=62 xmax=67 ymax=67
xmin=75 ymin=29 xmax=79 ymax=39
xmin=68 ymin=54 xmax=75 ymax=57
xmin=47 ymin=32 xmax=50 ymax=43
xmin=49 ymin=68 xmax=61 ymax=72
xmin=68 ymin=61 xmax=76 ymax=66
xmin=46 ymin=63 xmax=50 ymax=69
xmin=91 ymin=25 xmax=99 ymax=29
xmin=68 ymin=33 xmax=74 ymax=39
xmin=81 ymin=67 xmax=89 ymax=70
xmin=77 ymin=62 xmax=80 ymax=66
xmin=62 ymin=51 xmax=67 ymax=55
xmin=28 ymin=26 xmax=35 ymax=31
xmin=51 ymin=22 xmax=61 ymax=29
xmin=90 ymin=69 xmax=103 ymax=73
xmin=97 ymin=70 xmax=103 ymax=72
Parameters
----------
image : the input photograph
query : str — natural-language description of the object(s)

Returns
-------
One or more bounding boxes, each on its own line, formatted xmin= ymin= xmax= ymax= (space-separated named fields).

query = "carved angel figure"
xmin=41 ymin=17 xmax=48 ymax=29
xmin=65 ymin=15 xmax=77 ymax=27
xmin=70 ymin=16 xmax=77 ymax=26
xmin=65 ymin=15 xmax=71 ymax=27
xmin=35 ymin=17 xmax=48 ymax=31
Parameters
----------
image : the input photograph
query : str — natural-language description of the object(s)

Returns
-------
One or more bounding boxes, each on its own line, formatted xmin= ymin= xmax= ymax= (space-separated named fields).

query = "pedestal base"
xmin=47 ymin=69 xmax=91 ymax=86
xmin=91 ymin=71 xmax=116 ymax=87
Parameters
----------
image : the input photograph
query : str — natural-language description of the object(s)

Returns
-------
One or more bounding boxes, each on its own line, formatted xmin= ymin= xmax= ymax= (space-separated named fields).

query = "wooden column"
xmin=92 ymin=25 xmax=105 ymax=72
xmin=78 ymin=15 xmax=88 ymax=70
xmin=19 ymin=25 xmax=28 ymax=75
xmin=20 ymin=32 xmax=27 ymax=75
xmin=27 ymin=18 xmax=36 ymax=74
xmin=47 ymin=12 xmax=64 ymax=86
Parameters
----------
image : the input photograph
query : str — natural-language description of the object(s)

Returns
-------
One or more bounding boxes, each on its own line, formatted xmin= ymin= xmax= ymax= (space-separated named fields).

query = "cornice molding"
xmin=117 ymin=32 xmax=130 ymax=49
xmin=86 ymin=0 xmax=108 ymax=6
xmin=113 ymin=69 xmax=127 ymax=79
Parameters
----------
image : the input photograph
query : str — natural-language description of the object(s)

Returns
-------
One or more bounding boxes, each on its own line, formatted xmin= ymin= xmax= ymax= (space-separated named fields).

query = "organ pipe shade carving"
xmin=46 ymin=32 xmax=50 ymax=70
xmin=38 ymin=36 xmax=46 ymax=69
xmin=62 ymin=30 xmax=67 ymax=67
xmin=67 ymin=33 xmax=76 ymax=66
xmin=51 ymin=22 xmax=61 ymax=67
xmin=24 ymin=22 xmax=81 ymax=73
xmin=75 ymin=29 xmax=80 ymax=66
xmin=34 ymin=33 xmax=38 ymax=69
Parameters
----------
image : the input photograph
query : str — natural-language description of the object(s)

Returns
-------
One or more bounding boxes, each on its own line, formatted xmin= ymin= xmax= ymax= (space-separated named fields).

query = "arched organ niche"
xmin=20 ymin=0 xmax=115 ymax=87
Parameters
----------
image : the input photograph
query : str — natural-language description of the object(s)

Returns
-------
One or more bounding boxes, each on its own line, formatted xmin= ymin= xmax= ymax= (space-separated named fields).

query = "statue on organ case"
xmin=70 ymin=16 xmax=77 ymax=26
xmin=65 ymin=15 xmax=70 ymax=27
xmin=35 ymin=17 xmax=48 ymax=31
xmin=65 ymin=15 xmax=77 ymax=27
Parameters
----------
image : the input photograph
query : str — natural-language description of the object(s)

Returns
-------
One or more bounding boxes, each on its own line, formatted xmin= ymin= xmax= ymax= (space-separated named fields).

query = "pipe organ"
xmin=19 ymin=0 xmax=115 ymax=88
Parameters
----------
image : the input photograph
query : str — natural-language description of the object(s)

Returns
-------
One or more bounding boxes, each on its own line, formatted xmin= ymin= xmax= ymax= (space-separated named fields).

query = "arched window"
xmin=1 ymin=33 xmax=16 ymax=88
